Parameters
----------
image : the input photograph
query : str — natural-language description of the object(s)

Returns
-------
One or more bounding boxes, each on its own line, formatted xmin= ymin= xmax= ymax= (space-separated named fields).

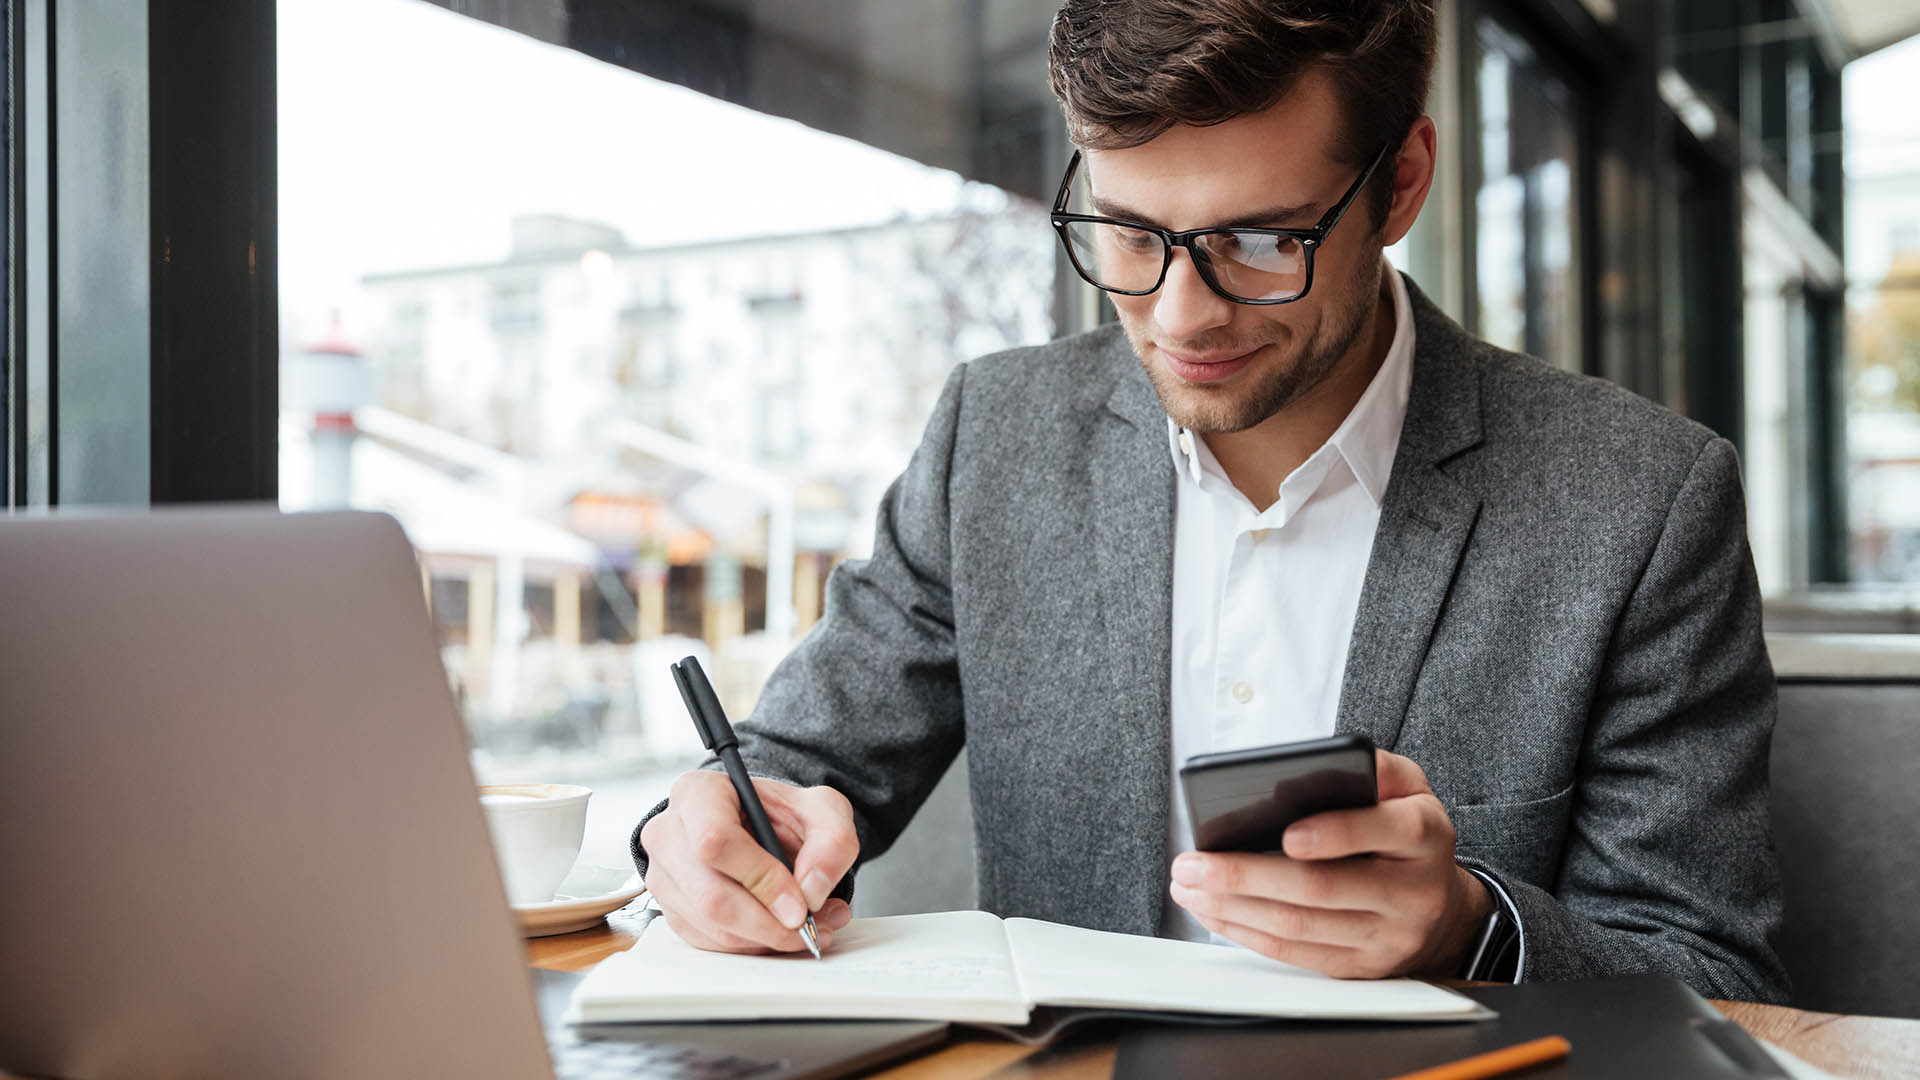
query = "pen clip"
xmin=669 ymin=660 xmax=717 ymax=751
xmin=673 ymin=656 xmax=738 ymax=752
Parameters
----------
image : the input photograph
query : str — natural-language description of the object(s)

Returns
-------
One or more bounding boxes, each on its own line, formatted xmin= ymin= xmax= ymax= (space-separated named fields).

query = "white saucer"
xmin=511 ymin=862 xmax=645 ymax=938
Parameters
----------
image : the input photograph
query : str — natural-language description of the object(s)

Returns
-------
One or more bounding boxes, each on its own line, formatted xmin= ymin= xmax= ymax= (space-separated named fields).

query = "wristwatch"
xmin=1460 ymin=868 xmax=1522 ymax=982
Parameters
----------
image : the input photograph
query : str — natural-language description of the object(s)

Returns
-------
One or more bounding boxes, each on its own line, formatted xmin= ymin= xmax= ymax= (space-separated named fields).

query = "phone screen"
xmin=1179 ymin=735 xmax=1377 ymax=852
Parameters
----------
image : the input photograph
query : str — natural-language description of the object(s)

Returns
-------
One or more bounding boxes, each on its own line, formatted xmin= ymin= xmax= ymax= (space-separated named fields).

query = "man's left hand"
xmin=1169 ymin=749 xmax=1493 ymax=979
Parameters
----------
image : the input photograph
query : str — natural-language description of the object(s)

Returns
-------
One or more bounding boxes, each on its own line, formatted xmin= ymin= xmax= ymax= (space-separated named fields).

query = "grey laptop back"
xmin=0 ymin=508 xmax=556 ymax=1079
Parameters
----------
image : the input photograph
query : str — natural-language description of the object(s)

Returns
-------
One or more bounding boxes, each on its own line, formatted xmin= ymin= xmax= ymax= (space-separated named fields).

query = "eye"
xmin=1212 ymin=232 xmax=1297 ymax=272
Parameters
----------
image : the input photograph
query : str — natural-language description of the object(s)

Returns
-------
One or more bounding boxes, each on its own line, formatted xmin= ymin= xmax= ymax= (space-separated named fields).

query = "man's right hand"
xmin=639 ymin=770 xmax=858 ymax=954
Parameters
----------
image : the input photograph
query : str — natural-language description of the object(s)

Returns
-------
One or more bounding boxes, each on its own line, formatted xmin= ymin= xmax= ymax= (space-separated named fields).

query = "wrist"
xmin=1417 ymin=864 xmax=1496 ymax=978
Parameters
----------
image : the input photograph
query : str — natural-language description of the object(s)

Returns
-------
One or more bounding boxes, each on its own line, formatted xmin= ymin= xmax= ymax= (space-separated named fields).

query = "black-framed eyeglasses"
xmin=1049 ymin=142 xmax=1390 ymax=306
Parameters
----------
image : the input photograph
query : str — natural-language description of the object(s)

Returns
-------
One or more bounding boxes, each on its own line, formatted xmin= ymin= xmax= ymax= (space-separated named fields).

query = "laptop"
xmin=0 ymin=507 xmax=945 ymax=1079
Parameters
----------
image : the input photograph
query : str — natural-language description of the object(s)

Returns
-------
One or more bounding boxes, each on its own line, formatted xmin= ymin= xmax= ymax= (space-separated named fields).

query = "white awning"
xmin=280 ymin=415 xmax=600 ymax=568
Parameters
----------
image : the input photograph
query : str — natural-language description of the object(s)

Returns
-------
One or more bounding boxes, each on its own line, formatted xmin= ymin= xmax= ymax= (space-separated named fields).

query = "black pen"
xmin=670 ymin=655 xmax=822 ymax=959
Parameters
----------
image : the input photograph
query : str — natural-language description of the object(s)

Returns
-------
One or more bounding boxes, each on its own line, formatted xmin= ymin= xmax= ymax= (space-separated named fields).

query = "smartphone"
xmin=1179 ymin=734 xmax=1378 ymax=852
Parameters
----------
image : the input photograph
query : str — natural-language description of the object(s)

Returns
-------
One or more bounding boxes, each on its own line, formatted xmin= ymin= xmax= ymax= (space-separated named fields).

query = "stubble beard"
xmin=1122 ymin=258 xmax=1383 ymax=435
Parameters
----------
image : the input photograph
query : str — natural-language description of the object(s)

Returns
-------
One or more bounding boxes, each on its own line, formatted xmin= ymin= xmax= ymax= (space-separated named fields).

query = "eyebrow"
xmin=1087 ymin=195 xmax=1322 ymax=230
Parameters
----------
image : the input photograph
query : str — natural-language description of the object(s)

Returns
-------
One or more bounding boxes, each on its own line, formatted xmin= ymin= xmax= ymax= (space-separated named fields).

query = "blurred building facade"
xmin=283 ymin=203 xmax=1053 ymax=769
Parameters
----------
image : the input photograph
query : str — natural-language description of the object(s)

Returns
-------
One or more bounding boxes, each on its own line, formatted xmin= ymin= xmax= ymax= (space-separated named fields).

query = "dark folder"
xmin=1114 ymin=975 xmax=1789 ymax=1078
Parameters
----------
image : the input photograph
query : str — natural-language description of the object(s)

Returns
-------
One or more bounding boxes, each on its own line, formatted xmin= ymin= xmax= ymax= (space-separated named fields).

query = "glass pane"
xmin=1474 ymin=16 xmax=1580 ymax=371
xmin=277 ymin=0 xmax=1059 ymax=848
xmin=1843 ymin=35 xmax=1920 ymax=584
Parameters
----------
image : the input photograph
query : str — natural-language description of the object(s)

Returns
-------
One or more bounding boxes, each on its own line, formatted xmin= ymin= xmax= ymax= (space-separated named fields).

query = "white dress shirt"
xmin=1160 ymin=266 xmax=1416 ymax=943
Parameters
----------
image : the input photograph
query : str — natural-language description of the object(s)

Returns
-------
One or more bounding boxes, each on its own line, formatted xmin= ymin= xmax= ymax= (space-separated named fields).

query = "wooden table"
xmin=531 ymin=909 xmax=1920 ymax=1079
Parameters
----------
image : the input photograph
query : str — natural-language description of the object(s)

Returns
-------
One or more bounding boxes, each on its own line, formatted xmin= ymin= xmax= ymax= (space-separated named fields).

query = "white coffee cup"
xmin=478 ymin=783 xmax=591 ymax=906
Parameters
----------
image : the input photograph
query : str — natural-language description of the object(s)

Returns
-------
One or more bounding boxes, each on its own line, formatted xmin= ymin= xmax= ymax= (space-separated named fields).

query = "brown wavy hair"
xmin=1046 ymin=0 xmax=1436 ymax=227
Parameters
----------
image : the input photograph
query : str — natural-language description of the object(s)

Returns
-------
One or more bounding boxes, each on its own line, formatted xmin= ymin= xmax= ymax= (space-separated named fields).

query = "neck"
xmin=1202 ymin=271 xmax=1396 ymax=512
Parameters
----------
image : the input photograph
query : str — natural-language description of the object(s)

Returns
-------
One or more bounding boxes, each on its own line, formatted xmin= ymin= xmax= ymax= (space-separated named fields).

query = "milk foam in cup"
xmin=478 ymin=783 xmax=591 ymax=905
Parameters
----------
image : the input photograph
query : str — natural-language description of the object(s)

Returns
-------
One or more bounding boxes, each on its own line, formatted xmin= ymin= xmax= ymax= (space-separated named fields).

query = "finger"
xmin=1173 ymin=850 xmax=1387 ymax=912
xmin=761 ymin=796 xmax=807 ymax=855
xmin=750 ymin=783 xmax=856 ymax=912
xmin=672 ymin=778 xmax=812 ymax=931
xmin=770 ymin=820 xmax=804 ymax=859
xmin=1169 ymin=882 xmax=1382 ymax=948
xmin=1283 ymin=796 xmax=1439 ymax=860
xmin=659 ymin=907 xmax=771 ymax=954
xmin=818 ymin=898 xmax=852 ymax=930
xmin=649 ymin=867 xmax=773 ymax=954
xmin=783 ymin=785 xmax=861 ymax=911
xmin=646 ymin=834 xmax=814 ymax=954
xmin=661 ymin=901 xmax=839 ymax=955
xmin=1191 ymin=912 xmax=1370 ymax=977
xmin=689 ymin=825 xmax=815 ymax=934
xmin=1373 ymin=749 xmax=1433 ymax=801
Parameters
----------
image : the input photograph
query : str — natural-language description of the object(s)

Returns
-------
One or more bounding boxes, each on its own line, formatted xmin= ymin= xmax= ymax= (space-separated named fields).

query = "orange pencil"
xmin=1385 ymin=1035 xmax=1572 ymax=1080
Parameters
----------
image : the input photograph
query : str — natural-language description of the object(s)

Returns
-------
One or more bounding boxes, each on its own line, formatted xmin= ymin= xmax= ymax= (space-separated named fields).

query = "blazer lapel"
xmin=1335 ymin=280 xmax=1485 ymax=752
xmin=1091 ymin=340 xmax=1177 ymax=936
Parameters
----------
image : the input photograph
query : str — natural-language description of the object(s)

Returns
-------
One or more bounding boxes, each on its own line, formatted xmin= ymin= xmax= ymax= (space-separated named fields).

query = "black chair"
xmin=1768 ymin=632 xmax=1920 ymax=1019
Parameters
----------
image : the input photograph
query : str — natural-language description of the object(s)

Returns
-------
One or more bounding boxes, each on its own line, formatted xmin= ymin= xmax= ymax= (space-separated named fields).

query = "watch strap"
xmin=1460 ymin=866 xmax=1522 ymax=982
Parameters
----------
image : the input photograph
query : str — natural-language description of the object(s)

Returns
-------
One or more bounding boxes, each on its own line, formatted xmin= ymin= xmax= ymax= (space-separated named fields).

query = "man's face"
xmin=1082 ymin=71 xmax=1386 ymax=434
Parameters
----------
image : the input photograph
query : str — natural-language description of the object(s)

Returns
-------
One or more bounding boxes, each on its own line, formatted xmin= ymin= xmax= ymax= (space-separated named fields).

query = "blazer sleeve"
xmin=631 ymin=363 xmax=970 ymax=892
xmin=1457 ymin=435 xmax=1790 ymax=1004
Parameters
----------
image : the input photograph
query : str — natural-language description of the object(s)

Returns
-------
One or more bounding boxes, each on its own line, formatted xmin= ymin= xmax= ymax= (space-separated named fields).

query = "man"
xmin=635 ymin=0 xmax=1788 ymax=1001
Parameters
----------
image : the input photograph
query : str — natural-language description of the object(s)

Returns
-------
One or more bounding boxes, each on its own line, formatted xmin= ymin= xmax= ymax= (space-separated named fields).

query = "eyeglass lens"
xmin=1062 ymin=220 xmax=1309 ymax=302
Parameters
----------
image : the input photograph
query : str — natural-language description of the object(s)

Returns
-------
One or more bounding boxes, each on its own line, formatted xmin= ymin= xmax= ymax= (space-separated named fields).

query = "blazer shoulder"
xmin=967 ymin=319 xmax=1128 ymax=390
xmin=1472 ymin=344 xmax=1723 ymax=475
xmin=958 ymin=323 xmax=1132 ymax=423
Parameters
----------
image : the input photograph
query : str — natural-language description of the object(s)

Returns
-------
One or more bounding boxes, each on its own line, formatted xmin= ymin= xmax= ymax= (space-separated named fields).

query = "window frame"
xmin=3 ymin=0 xmax=277 ymax=510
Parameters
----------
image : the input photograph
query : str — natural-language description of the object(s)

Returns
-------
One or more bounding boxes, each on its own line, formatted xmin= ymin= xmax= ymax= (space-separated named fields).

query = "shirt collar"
xmin=1166 ymin=263 xmax=1416 ymax=509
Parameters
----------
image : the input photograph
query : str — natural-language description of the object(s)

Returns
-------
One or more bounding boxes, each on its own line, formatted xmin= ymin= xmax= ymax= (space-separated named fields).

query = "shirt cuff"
xmin=1462 ymin=865 xmax=1526 ymax=983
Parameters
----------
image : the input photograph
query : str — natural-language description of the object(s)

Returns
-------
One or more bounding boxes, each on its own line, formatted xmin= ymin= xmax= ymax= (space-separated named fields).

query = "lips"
xmin=1160 ymin=345 xmax=1259 ymax=384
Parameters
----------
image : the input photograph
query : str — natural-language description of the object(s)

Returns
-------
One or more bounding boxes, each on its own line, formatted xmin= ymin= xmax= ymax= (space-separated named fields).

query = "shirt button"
xmin=1178 ymin=430 xmax=1195 ymax=457
xmin=1249 ymin=529 xmax=1270 ymax=542
xmin=1231 ymin=681 xmax=1254 ymax=704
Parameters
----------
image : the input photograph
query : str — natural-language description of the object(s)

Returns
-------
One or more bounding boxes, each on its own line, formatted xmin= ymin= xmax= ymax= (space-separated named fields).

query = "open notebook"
xmin=570 ymin=911 xmax=1489 ymax=1027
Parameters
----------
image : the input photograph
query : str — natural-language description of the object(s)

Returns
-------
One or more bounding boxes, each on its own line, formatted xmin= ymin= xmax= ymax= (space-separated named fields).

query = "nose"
xmin=1153 ymin=248 xmax=1235 ymax=342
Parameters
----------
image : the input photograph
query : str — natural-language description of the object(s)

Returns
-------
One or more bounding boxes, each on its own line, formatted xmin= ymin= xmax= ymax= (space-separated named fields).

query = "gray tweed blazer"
xmin=634 ymin=276 xmax=1788 ymax=1004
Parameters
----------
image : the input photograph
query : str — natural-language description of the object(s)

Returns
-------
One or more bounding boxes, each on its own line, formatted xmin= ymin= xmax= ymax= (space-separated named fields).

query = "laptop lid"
xmin=0 ymin=508 xmax=554 ymax=1079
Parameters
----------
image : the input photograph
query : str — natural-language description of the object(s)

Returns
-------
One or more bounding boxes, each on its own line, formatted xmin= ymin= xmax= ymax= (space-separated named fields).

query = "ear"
xmin=1379 ymin=115 xmax=1437 ymax=248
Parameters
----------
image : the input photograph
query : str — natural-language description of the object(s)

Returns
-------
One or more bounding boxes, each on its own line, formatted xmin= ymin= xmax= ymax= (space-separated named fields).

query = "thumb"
xmin=1375 ymin=748 xmax=1435 ymax=801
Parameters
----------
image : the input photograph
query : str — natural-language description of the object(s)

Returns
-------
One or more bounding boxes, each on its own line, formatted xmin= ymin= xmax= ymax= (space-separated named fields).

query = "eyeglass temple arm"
xmin=1052 ymin=150 xmax=1083 ymax=213
xmin=1310 ymin=142 xmax=1393 ymax=235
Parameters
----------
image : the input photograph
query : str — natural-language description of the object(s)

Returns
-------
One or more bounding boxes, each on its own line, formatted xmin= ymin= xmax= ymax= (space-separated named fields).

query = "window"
xmin=488 ymin=279 xmax=543 ymax=332
xmin=1473 ymin=15 xmax=1582 ymax=372
xmin=1842 ymin=35 xmax=1920 ymax=584
xmin=277 ymin=0 xmax=1061 ymax=809
xmin=1835 ymin=35 xmax=1912 ymax=580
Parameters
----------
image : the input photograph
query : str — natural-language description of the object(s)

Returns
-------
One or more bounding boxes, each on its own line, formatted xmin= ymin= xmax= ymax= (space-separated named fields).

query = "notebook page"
xmin=570 ymin=910 xmax=1030 ymax=1024
xmin=1003 ymin=918 xmax=1486 ymax=1021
